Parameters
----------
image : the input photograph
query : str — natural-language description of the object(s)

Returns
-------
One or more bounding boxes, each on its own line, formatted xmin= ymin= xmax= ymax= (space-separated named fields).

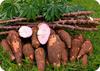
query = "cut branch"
xmin=54 ymin=19 xmax=99 ymax=25
xmin=63 ymin=11 xmax=94 ymax=17
xmin=93 ymin=18 xmax=100 ymax=22
xmin=0 ymin=24 xmax=36 ymax=30
xmin=52 ymin=24 xmax=98 ymax=31
xmin=0 ymin=18 xmax=28 ymax=24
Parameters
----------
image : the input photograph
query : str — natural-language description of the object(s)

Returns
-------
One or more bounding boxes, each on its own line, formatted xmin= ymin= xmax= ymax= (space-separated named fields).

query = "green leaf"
xmin=43 ymin=3 xmax=65 ymax=21
xmin=0 ymin=2 xmax=19 ymax=19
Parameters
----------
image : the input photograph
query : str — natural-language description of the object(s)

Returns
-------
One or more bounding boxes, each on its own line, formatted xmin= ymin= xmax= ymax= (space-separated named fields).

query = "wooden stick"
xmin=54 ymin=19 xmax=99 ymax=25
xmin=0 ymin=31 xmax=9 ymax=35
xmin=53 ymin=24 xmax=98 ymax=31
xmin=63 ymin=11 xmax=94 ymax=17
xmin=93 ymin=18 xmax=100 ymax=22
xmin=0 ymin=18 xmax=27 ymax=24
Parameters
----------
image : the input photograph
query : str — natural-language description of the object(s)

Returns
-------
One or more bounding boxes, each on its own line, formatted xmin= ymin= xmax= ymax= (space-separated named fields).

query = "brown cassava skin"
xmin=7 ymin=30 xmax=22 ymax=64
xmin=70 ymin=34 xmax=84 ymax=62
xmin=77 ymin=39 xmax=93 ymax=59
xmin=70 ymin=39 xmax=81 ymax=62
xmin=56 ymin=35 xmax=68 ymax=65
xmin=32 ymin=26 xmax=40 ymax=48
xmin=0 ymin=39 xmax=15 ymax=61
xmin=47 ymin=30 xmax=61 ymax=67
xmin=57 ymin=29 xmax=71 ymax=48
xmin=74 ymin=34 xmax=84 ymax=43
xmin=23 ymin=43 xmax=34 ymax=64
xmin=47 ymin=30 xmax=68 ymax=67
xmin=45 ymin=57 xmax=49 ymax=65
xmin=35 ymin=48 xmax=45 ymax=71
xmin=81 ymin=54 xmax=88 ymax=66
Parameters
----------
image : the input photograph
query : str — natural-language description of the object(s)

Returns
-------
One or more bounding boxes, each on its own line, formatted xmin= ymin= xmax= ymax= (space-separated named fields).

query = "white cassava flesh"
xmin=18 ymin=26 xmax=32 ymax=38
xmin=37 ymin=23 xmax=51 ymax=45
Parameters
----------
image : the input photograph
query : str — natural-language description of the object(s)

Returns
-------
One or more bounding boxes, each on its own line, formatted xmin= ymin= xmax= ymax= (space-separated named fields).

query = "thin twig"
xmin=63 ymin=11 xmax=94 ymax=17
xmin=0 ymin=18 xmax=28 ymax=24
xmin=54 ymin=19 xmax=99 ymax=25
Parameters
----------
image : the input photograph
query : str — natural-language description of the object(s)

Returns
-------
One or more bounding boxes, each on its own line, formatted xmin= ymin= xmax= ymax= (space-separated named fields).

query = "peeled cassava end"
xmin=7 ymin=30 xmax=22 ymax=64
xmin=18 ymin=26 xmax=32 ymax=38
xmin=37 ymin=22 xmax=51 ymax=45
xmin=23 ymin=43 xmax=34 ymax=64
xmin=0 ymin=39 xmax=15 ymax=61
xmin=35 ymin=48 xmax=45 ymax=71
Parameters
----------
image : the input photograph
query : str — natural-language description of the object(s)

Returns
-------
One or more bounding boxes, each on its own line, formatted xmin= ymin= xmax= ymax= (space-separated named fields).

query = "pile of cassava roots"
xmin=0 ymin=11 xmax=100 ymax=71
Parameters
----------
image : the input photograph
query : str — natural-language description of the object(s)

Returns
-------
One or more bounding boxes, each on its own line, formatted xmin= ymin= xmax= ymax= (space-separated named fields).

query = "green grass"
xmin=0 ymin=0 xmax=100 ymax=71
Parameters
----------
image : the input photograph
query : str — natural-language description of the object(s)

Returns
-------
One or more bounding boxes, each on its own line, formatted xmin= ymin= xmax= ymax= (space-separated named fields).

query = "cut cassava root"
xmin=32 ymin=26 xmax=40 ymax=49
xmin=81 ymin=54 xmax=88 ymax=66
xmin=35 ymin=48 xmax=45 ymax=71
xmin=7 ymin=30 xmax=22 ymax=65
xmin=57 ymin=29 xmax=71 ymax=48
xmin=0 ymin=39 xmax=15 ymax=61
xmin=23 ymin=43 xmax=34 ymax=64
xmin=47 ymin=30 xmax=61 ymax=67
xmin=70 ymin=34 xmax=84 ymax=62
xmin=77 ymin=39 xmax=93 ymax=59
xmin=47 ymin=29 xmax=68 ymax=67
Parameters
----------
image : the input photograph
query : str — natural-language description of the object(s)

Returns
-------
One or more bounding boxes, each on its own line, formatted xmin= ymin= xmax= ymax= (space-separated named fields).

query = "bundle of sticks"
xmin=0 ymin=11 xmax=100 ymax=35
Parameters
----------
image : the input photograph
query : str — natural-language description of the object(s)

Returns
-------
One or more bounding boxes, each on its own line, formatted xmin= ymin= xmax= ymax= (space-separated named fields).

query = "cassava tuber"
xmin=77 ymin=39 xmax=93 ymax=59
xmin=32 ymin=26 xmax=40 ymax=48
xmin=7 ymin=30 xmax=22 ymax=65
xmin=35 ymin=48 xmax=45 ymax=71
xmin=47 ymin=30 xmax=61 ymax=67
xmin=57 ymin=35 xmax=68 ymax=65
xmin=47 ymin=30 xmax=68 ymax=67
xmin=57 ymin=29 xmax=71 ymax=48
xmin=0 ymin=39 xmax=15 ymax=61
xmin=23 ymin=43 xmax=34 ymax=64
xmin=74 ymin=34 xmax=84 ymax=43
xmin=70 ymin=34 xmax=84 ymax=62
xmin=70 ymin=39 xmax=81 ymax=62
xmin=81 ymin=54 xmax=88 ymax=66
xmin=45 ymin=57 xmax=49 ymax=65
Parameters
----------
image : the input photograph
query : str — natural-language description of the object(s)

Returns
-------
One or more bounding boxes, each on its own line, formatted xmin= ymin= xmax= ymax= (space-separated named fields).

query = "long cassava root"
xmin=0 ymin=39 xmax=15 ymax=61
xmin=35 ymin=48 xmax=45 ymax=71
xmin=0 ymin=26 xmax=94 ymax=70
xmin=7 ymin=30 xmax=22 ymax=65
xmin=23 ymin=43 xmax=34 ymax=64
